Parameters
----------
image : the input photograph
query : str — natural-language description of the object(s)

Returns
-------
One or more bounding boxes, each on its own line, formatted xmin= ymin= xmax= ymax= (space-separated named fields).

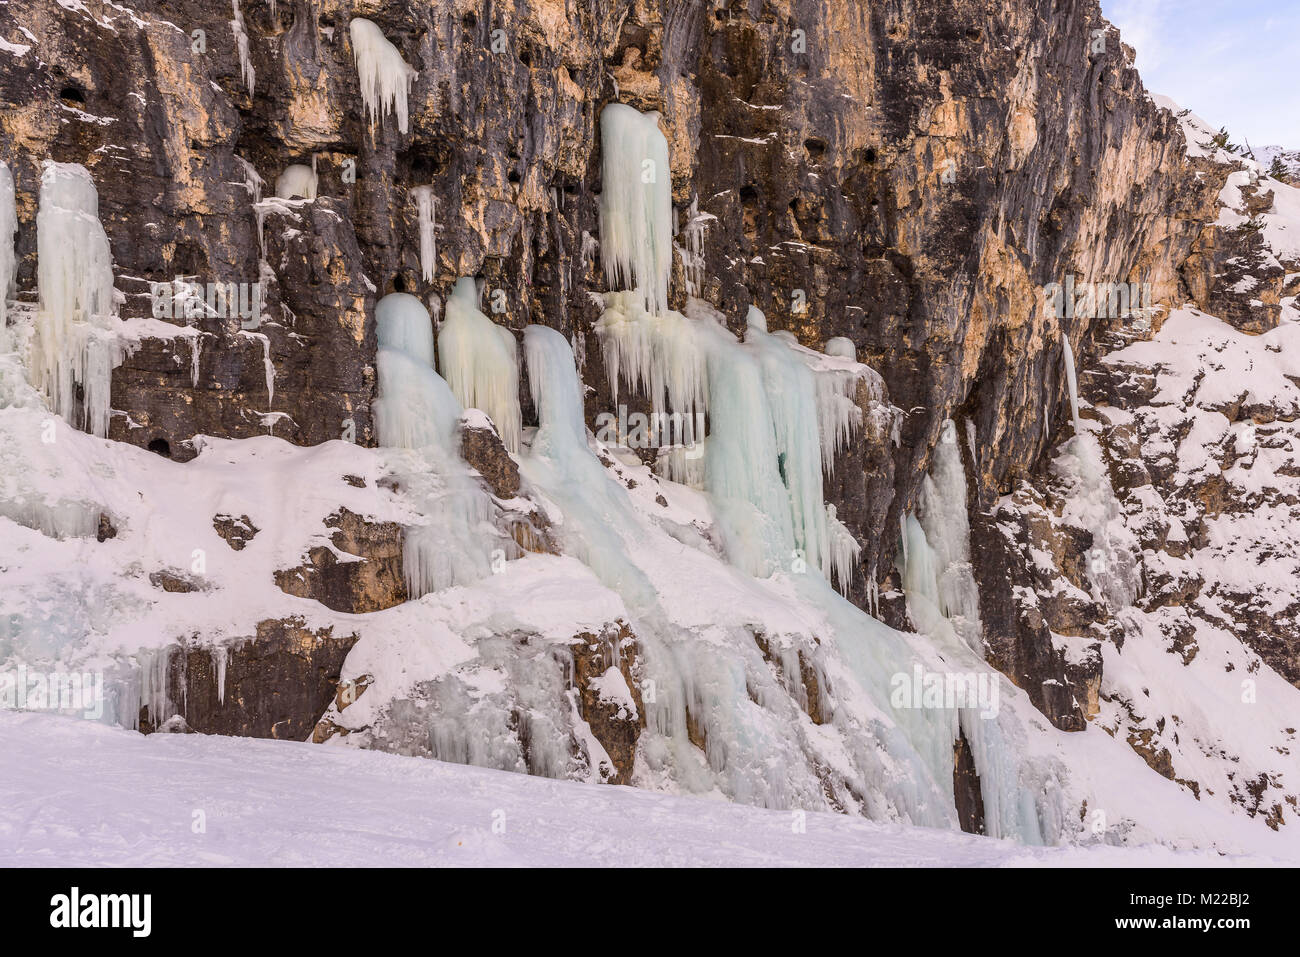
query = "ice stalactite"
xmin=230 ymin=0 xmax=254 ymax=96
xmin=0 ymin=162 xmax=16 ymax=326
xmin=598 ymin=103 xmax=673 ymax=315
xmin=349 ymin=18 xmax=417 ymax=135
xmin=437 ymin=277 xmax=522 ymax=453
xmin=1061 ymin=337 xmax=1081 ymax=433
xmin=411 ymin=185 xmax=436 ymax=282
xmin=31 ymin=162 xmax=123 ymax=438
xmin=373 ymin=291 xmax=498 ymax=597
xmin=275 ymin=163 xmax=317 ymax=201
xmin=593 ymin=291 xmax=708 ymax=419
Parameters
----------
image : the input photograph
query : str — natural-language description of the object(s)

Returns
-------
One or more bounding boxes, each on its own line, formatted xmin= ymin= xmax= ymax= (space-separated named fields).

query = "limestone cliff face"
xmin=0 ymin=2 xmax=1250 ymax=761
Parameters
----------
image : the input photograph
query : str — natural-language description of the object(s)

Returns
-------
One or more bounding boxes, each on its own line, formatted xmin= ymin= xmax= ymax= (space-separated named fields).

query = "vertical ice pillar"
xmin=32 ymin=162 xmax=121 ymax=437
xmin=0 ymin=161 xmax=15 ymax=326
xmin=349 ymin=18 xmax=417 ymax=135
xmin=411 ymin=185 xmax=436 ymax=282
xmin=437 ymin=277 xmax=522 ymax=452
xmin=599 ymin=103 xmax=673 ymax=315
xmin=1061 ymin=337 xmax=1081 ymax=433
xmin=915 ymin=421 xmax=984 ymax=654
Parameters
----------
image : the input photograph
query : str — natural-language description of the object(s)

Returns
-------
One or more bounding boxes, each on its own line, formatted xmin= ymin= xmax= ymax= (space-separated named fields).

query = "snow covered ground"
xmin=0 ymin=710 xmax=1288 ymax=867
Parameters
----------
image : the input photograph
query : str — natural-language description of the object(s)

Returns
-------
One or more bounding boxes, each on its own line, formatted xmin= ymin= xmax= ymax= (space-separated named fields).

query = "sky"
xmin=1102 ymin=0 xmax=1300 ymax=148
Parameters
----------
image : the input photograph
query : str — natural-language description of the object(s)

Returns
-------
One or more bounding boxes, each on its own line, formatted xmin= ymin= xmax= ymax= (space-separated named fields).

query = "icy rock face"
xmin=4 ymin=0 xmax=1298 ymax=849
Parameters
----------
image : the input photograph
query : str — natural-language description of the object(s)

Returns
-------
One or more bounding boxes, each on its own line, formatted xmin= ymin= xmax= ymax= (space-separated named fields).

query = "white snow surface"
xmin=1 ymin=710 xmax=1284 ymax=867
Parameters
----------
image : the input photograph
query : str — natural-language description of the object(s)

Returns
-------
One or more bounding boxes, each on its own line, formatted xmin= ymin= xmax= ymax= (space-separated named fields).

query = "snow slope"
xmin=0 ymin=710 xmax=1283 ymax=867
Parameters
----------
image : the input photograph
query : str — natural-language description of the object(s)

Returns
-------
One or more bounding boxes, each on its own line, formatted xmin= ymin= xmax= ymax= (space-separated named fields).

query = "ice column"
xmin=411 ymin=185 xmax=436 ymax=282
xmin=32 ymin=162 xmax=122 ymax=437
xmin=0 ymin=162 xmax=15 ymax=326
xmin=599 ymin=103 xmax=673 ymax=315
xmin=1061 ymin=337 xmax=1081 ymax=433
xmin=437 ymin=277 xmax=522 ymax=453
xmin=373 ymin=291 xmax=496 ymax=596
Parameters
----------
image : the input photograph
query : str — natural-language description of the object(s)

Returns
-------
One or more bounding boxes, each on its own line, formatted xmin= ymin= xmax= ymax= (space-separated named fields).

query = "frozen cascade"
xmin=376 ymin=291 xmax=434 ymax=367
xmin=1061 ymin=337 xmax=1081 ymax=433
xmin=411 ymin=185 xmax=436 ymax=282
xmin=908 ymin=421 xmax=984 ymax=655
xmin=275 ymin=164 xmax=317 ymax=201
xmin=594 ymin=291 xmax=708 ymax=419
xmin=599 ymin=104 xmax=673 ymax=315
xmin=230 ymin=0 xmax=254 ymax=95
xmin=437 ymin=277 xmax=522 ymax=453
xmin=31 ymin=162 xmax=124 ymax=438
xmin=592 ymin=295 xmax=864 ymax=591
xmin=372 ymin=292 xmax=498 ymax=596
xmin=517 ymin=325 xmax=1065 ymax=842
xmin=349 ymin=18 xmax=417 ymax=135
xmin=0 ymin=162 xmax=16 ymax=325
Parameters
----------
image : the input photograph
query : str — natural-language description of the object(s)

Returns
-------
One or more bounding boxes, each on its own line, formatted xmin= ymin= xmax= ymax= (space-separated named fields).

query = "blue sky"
xmin=1102 ymin=0 xmax=1300 ymax=147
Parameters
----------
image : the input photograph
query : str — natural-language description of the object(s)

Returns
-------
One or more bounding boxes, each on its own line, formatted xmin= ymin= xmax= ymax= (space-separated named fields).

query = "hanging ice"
xmin=593 ymin=290 xmax=708 ymax=419
xmin=411 ymin=185 xmax=436 ymax=282
xmin=349 ymin=18 xmax=417 ymax=135
xmin=372 ymin=292 xmax=497 ymax=596
xmin=275 ymin=164 xmax=317 ymax=201
xmin=437 ymin=277 xmax=522 ymax=453
xmin=518 ymin=321 xmax=1063 ymax=842
xmin=905 ymin=421 xmax=984 ymax=655
xmin=1061 ymin=337 xmax=1081 ymax=433
xmin=230 ymin=0 xmax=254 ymax=95
xmin=599 ymin=103 xmax=673 ymax=315
xmin=0 ymin=161 xmax=15 ymax=326
xmin=677 ymin=197 xmax=713 ymax=299
xmin=31 ymin=162 xmax=123 ymax=438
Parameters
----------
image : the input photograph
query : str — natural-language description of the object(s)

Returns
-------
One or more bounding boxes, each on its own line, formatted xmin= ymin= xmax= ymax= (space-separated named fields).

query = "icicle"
xmin=1061 ymin=337 xmax=1081 ymax=433
xmin=349 ymin=18 xmax=417 ymax=135
xmin=275 ymin=164 xmax=317 ymax=200
xmin=437 ymin=277 xmax=521 ymax=453
xmin=190 ymin=333 xmax=202 ymax=386
xmin=234 ymin=155 xmax=263 ymax=204
xmin=411 ymin=185 xmax=436 ymax=282
xmin=598 ymin=103 xmax=673 ymax=315
xmin=213 ymin=645 xmax=229 ymax=705
xmin=230 ymin=0 xmax=255 ymax=96
xmin=593 ymin=291 xmax=708 ymax=419
xmin=31 ymin=162 xmax=123 ymax=437
xmin=0 ymin=162 xmax=15 ymax=326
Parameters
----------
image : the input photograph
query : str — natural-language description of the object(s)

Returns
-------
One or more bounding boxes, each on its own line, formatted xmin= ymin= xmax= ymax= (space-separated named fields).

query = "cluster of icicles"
xmin=0 ymin=159 xmax=124 ymax=438
xmin=366 ymin=101 xmax=1069 ymax=843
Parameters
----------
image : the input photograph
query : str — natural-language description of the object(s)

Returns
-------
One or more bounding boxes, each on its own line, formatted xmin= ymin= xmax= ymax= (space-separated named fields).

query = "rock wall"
xmin=0 ymin=1 xmax=1250 ymax=753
